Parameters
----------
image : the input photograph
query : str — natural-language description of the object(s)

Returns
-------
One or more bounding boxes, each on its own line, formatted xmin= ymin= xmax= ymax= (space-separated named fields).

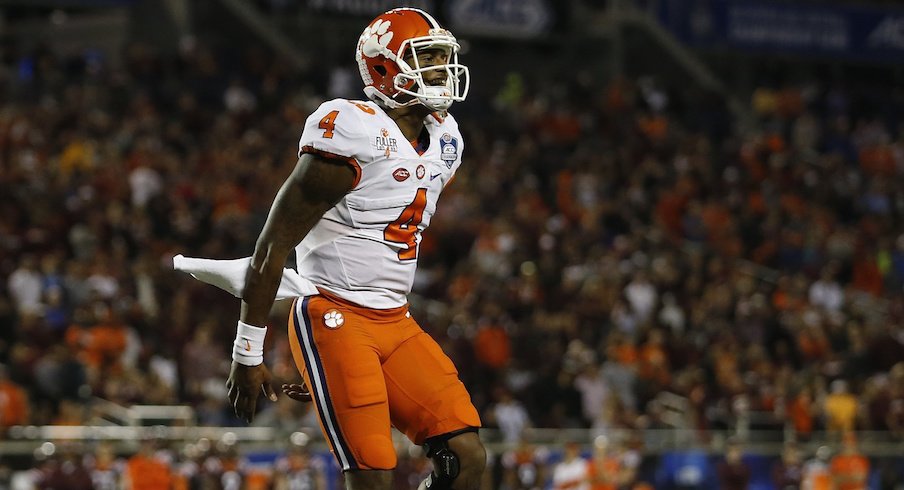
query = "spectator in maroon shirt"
xmin=772 ymin=443 xmax=804 ymax=490
xmin=717 ymin=439 xmax=750 ymax=490
xmin=37 ymin=446 xmax=93 ymax=490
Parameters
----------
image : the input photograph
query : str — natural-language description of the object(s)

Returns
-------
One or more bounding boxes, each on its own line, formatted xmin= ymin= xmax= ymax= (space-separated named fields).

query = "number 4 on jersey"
xmin=319 ymin=104 xmax=373 ymax=139
xmin=384 ymin=188 xmax=427 ymax=260
xmin=319 ymin=110 xmax=339 ymax=139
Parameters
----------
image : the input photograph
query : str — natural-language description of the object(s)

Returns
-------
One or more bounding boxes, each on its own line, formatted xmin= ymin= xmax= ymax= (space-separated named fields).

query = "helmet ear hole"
xmin=374 ymin=65 xmax=387 ymax=76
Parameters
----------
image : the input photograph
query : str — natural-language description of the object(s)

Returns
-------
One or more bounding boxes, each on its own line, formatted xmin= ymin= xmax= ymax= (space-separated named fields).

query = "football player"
xmin=225 ymin=7 xmax=485 ymax=490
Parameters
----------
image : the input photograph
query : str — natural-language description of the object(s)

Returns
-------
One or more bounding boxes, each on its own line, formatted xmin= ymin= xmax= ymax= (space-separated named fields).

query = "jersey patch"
xmin=393 ymin=168 xmax=410 ymax=182
xmin=440 ymin=133 xmax=458 ymax=168
xmin=374 ymin=128 xmax=399 ymax=157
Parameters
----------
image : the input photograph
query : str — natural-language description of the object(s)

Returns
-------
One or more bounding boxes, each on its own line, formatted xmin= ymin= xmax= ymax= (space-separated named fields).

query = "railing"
xmin=1 ymin=424 xmax=308 ymax=456
xmin=6 ymin=400 xmax=903 ymax=457
xmin=4 ymin=424 xmax=904 ymax=457
xmin=90 ymin=398 xmax=194 ymax=427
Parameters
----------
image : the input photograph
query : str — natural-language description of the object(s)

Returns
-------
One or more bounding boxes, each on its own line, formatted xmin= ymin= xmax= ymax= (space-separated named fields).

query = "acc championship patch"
xmin=440 ymin=133 xmax=458 ymax=168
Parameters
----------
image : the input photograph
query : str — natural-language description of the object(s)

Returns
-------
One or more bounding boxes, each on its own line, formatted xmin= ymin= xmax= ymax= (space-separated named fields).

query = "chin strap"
xmin=366 ymin=84 xmax=453 ymax=112
xmin=417 ymin=86 xmax=453 ymax=111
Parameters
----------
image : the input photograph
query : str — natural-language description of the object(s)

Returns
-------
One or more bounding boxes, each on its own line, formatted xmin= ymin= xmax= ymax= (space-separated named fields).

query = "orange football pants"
xmin=287 ymin=291 xmax=481 ymax=471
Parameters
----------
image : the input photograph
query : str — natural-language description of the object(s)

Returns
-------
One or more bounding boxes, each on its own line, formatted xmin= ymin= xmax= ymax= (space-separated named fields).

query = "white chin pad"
xmin=419 ymin=86 xmax=453 ymax=111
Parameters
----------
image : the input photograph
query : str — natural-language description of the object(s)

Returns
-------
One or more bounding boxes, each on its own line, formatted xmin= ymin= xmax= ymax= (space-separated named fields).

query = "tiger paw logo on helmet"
xmin=361 ymin=19 xmax=394 ymax=59
xmin=323 ymin=309 xmax=344 ymax=329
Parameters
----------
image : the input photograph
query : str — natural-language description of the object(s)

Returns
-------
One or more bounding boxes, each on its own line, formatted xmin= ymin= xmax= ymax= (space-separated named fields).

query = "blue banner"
xmin=659 ymin=0 xmax=904 ymax=62
xmin=29 ymin=0 xmax=138 ymax=4
xmin=446 ymin=0 xmax=552 ymax=38
xmin=306 ymin=0 xmax=436 ymax=16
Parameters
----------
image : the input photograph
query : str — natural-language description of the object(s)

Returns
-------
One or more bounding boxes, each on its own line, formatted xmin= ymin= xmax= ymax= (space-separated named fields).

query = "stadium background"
xmin=1 ymin=0 xmax=904 ymax=488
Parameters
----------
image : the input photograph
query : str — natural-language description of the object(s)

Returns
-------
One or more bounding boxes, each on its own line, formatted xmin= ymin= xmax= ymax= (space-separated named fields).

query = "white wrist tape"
xmin=232 ymin=321 xmax=267 ymax=366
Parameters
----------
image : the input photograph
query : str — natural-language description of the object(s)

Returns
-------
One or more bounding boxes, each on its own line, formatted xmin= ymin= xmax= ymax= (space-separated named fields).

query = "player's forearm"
xmin=240 ymin=243 xmax=291 ymax=326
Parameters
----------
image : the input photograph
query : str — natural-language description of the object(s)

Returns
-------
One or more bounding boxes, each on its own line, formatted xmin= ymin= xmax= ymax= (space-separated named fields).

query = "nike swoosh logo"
xmin=430 ymin=173 xmax=441 ymax=181
xmin=244 ymin=339 xmax=251 ymax=351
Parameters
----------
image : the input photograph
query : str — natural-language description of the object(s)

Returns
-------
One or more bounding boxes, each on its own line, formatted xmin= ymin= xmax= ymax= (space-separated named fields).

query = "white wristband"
xmin=232 ymin=321 xmax=267 ymax=366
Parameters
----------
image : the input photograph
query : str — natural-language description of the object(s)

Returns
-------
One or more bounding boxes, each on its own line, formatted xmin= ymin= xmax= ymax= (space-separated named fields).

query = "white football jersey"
xmin=296 ymin=98 xmax=463 ymax=309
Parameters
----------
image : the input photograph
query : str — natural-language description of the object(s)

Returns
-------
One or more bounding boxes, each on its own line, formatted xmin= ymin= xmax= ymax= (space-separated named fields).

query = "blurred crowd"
xmin=2 ymin=431 xmax=898 ymax=489
xmin=1 ymin=437 xmax=332 ymax=490
xmin=1 ymin=27 xmax=904 ymax=466
xmin=422 ymin=69 xmax=904 ymax=443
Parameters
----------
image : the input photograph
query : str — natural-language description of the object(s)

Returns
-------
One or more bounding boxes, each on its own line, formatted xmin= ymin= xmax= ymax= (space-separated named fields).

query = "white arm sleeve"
xmin=172 ymin=255 xmax=317 ymax=299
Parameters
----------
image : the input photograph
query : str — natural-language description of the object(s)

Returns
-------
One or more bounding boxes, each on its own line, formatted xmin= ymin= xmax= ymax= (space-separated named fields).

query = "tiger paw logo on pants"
xmin=323 ymin=309 xmax=345 ymax=329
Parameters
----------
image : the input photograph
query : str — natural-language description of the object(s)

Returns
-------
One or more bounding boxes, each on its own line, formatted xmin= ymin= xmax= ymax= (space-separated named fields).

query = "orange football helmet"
xmin=355 ymin=8 xmax=469 ymax=111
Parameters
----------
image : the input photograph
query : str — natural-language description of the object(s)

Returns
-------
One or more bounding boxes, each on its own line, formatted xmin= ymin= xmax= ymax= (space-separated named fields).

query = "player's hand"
xmin=281 ymin=382 xmax=313 ymax=402
xmin=226 ymin=361 xmax=278 ymax=423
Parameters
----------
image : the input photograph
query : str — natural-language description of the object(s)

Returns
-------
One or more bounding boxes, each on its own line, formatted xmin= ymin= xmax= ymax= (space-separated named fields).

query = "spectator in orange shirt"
xmin=587 ymin=436 xmax=621 ymax=490
xmin=66 ymin=301 xmax=128 ymax=377
xmin=824 ymin=380 xmax=859 ymax=434
xmin=638 ymin=329 xmax=670 ymax=388
xmin=796 ymin=314 xmax=831 ymax=363
xmin=473 ymin=322 xmax=511 ymax=371
xmin=610 ymin=334 xmax=638 ymax=367
xmin=0 ymin=364 xmax=28 ymax=429
xmin=830 ymin=433 xmax=870 ymax=490
xmin=123 ymin=439 xmax=172 ymax=490
xmin=637 ymin=112 xmax=669 ymax=144
xmin=787 ymin=388 xmax=816 ymax=439
xmin=851 ymin=251 xmax=883 ymax=297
